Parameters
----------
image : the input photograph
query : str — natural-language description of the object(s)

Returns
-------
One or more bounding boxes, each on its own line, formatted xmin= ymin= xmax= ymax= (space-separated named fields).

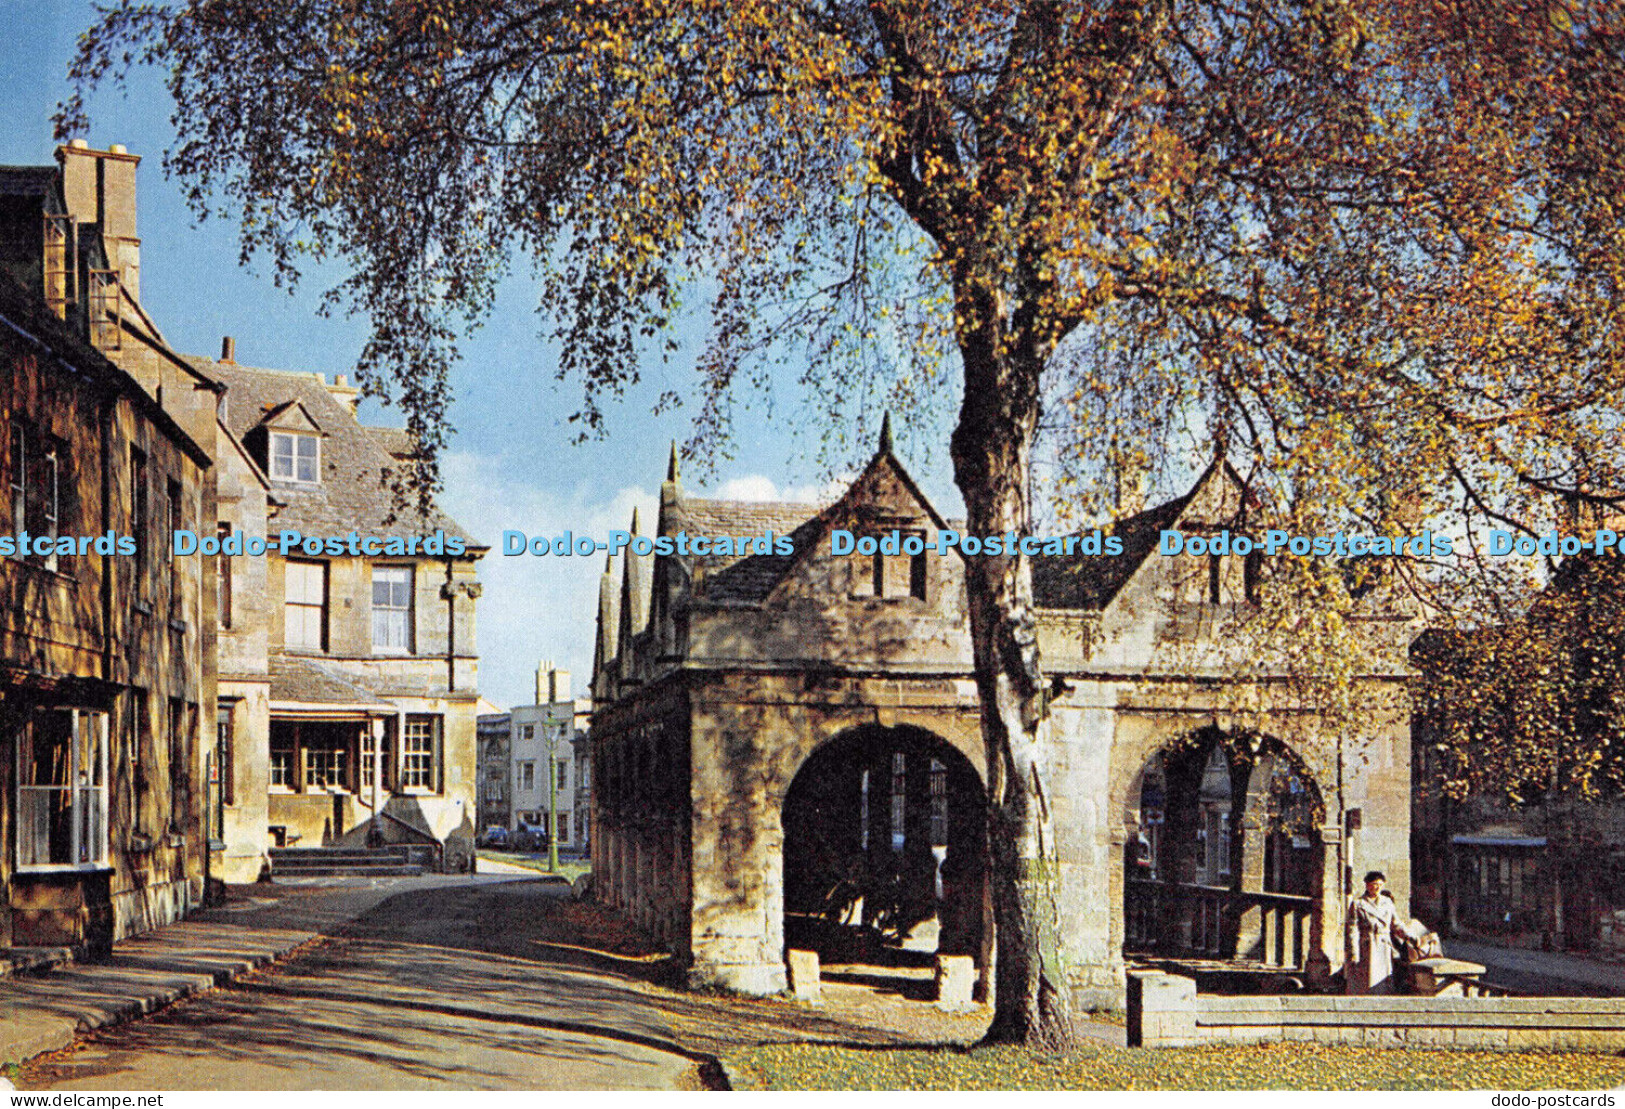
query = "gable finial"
xmin=604 ymin=551 xmax=614 ymax=574
xmin=630 ymin=506 xmax=641 ymax=535
xmin=879 ymin=411 xmax=893 ymax=454
xmin=667 ymin=440 xmax=680 ymax=482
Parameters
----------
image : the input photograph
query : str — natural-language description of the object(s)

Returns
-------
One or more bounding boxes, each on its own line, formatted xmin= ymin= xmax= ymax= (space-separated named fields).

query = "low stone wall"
xmin=1129 ymin=970 xmax=1625 ymax=1051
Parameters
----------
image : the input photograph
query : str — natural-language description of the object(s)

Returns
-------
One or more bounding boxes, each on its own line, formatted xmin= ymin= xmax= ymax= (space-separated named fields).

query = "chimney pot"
xmin=109 ymin=143 xmax=127 ymax=155
xmin=68 ymin=138 xmax=89 ymax=149
xmin=221 ymin=336 xmax=236 ymax=362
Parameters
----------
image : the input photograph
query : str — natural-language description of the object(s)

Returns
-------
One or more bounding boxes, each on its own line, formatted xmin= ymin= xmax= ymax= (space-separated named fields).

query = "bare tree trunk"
xmin=951 ymin=309 xmax=1076 ymax=1049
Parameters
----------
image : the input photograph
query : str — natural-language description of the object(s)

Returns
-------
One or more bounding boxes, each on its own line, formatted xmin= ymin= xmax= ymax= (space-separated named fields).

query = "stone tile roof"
xmin=364 ymin=426 xmax=420 ymax=460
xmin=193 ymin=358 xmax=480 ymax=549
xmin=269 ymin=654 xmax=393 ymax=709
xmin=664 ymin=468 xmax=1204 ymax=611
xmin=1032 ymin=491 xmax=1196 ymax=610
xmin=671 ymin=496 xmax=825 ymax=604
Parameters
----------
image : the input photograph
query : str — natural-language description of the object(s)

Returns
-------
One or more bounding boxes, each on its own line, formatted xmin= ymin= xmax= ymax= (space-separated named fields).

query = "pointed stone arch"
xmin=780 ymin=724 xmax=989 ymax=980
xmin=1122 ymin=726 xmax=1336 ymax=981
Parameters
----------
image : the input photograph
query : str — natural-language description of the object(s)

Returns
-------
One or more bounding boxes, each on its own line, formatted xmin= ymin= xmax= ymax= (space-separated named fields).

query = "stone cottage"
xmin=190 ymin=353 xmax=486 ymax=875
xmin=0 ymin=154 xmax=214 ymax=952
xmin=1 ymin=139 xmax=487 ymax=886
xmin=591 ymin=430 xmax=1417 ymax=1007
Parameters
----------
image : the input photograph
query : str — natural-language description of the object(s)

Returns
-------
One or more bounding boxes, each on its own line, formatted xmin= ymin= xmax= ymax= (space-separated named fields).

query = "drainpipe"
xmin=443 ymin=559 xmax=456 ymax=691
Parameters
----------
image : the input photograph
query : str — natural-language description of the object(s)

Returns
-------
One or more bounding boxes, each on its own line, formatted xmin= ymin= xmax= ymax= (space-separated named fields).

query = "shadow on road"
xmin=22 ymin=876 xmax=992 ymax=1092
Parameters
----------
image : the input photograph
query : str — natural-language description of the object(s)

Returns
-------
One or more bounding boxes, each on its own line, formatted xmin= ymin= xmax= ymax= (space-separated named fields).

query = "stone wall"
xmin=1129 ymin=970 xmax=1625 ymax=1050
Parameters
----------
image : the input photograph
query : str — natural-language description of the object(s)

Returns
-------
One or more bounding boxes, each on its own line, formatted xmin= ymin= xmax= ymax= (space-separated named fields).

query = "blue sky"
xmin=0 ymin=2 xmax=967 ymax=709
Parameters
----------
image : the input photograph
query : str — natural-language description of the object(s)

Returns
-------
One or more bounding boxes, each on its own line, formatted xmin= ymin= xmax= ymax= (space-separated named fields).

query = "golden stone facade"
xmin=592 ymin=438 xmax=1416 ymax=1006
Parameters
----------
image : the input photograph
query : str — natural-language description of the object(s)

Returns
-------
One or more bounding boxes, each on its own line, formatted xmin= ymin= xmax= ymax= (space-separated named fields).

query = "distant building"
xmin=0 ymin=139 xmax=488 ymax=888
xmin=506 ymin=664 xmax=582 ymax=855
xmin=477 ymin=711 xmax=512 ymax=834
xmin=572 ymin=698 xmax=592 ymax=853
xmin=475 ymin=665 xmax=588 ymax=855
xmin=195 ymin=354 xmax=486 ymax=873
xmin=1413 ymin=573 xmax=1625 ymax=955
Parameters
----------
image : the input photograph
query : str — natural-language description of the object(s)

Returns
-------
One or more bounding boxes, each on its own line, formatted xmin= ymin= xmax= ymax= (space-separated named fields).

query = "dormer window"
xmin=270 ymin=431 xmax=319 ymax=483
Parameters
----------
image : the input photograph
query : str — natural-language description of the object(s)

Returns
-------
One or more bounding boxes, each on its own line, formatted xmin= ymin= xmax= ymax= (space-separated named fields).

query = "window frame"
xmin=370 ymin=564 xmax=415 ymax=654
xmin=166 ymin=478 xmax=185 ymax=620
xmin=269 ymin=430 xmax=320 ymax=484
xmin=217 ymin=522 xmax=233 ymax=628
xmin=283 ymin=558 xmax=329 ymax=652
xmin=9 ymin=423 xmax=25 ymax=538
xmin=360 ymin=723 xmax=393 ymax=793
xmin=131 ymin=447 xmax=149 ymax=598
xmin=16 ymin=708 xmax=110 ymax=872
xmin=269 ymin=729 xmax=295 ymax=792
xmin=9 ymin=424 xmax=66 ymax=573
xmin=400 ymin=715 xmax=440 ymax=793
xmin=303 ymin=741 xmax=349 ymax=793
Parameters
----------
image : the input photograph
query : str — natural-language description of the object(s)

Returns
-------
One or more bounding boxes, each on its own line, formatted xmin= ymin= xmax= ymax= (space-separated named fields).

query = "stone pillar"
xmin=686 ymin=713 xmax=787 ymax=997
xmin=1308 ymin=823 xmax=1344 ymax=985
xmin=863 ymin=749 xmax=893 ymax=930
xmin=1160 ymin=745 xmax=1208 ymax=951
xmin=1235 ymin=811 xmax=1268 ymax=958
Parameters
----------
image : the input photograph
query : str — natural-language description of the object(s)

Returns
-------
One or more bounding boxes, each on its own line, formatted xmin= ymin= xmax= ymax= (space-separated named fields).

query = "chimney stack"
xmin=220 ymin=336 xmax=236 ymax=363
xmin=324 ymin=372 xmax=360 ymax=416
xmin=56 ymin=141 xmax=142 ymax=300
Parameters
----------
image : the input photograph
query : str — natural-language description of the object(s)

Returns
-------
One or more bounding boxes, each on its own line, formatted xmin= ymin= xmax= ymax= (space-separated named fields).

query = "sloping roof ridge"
xmin=867 ymin=447 xmax=950 ymax=531
xmin=682 ymin=493 xmax=829 ymax=513
xmin=254 ymin=396 xmax=326 ymax=431
xmin=218 ymin=416 xmax=271 ymax=491
xmin=0 ymin=272 xmax=214 ymax=469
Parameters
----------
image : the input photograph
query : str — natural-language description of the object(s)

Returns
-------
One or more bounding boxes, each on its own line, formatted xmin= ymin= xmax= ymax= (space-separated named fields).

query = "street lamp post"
xmin=546 ymin=717 xmax=560 ymax=874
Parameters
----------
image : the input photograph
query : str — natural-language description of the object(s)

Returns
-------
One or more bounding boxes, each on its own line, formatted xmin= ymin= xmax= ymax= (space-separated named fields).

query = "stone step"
xmin=272 ymin=863 xmax=424 ymax=878
xmin=270 ymin=847 xmax=412 ymax=862
xmin=270 ymin=846 xmax=426 ymax=879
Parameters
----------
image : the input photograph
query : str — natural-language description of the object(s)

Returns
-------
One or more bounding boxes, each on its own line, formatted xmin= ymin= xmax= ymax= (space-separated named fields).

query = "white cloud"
xmin=707 ymin=474 xmax=848 ymax=504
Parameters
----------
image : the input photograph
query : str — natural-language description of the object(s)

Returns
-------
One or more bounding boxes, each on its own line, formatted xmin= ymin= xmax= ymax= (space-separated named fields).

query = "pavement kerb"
xmin=0 ymin=926 xmax=322 ymax=1067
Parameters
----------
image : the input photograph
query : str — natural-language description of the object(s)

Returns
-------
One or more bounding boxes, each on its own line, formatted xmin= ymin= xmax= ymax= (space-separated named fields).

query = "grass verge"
xmin=728 ymin=1039 xmax=1625 ymax=1091
xmin=476 ymin=850 xmax=591 ymax=882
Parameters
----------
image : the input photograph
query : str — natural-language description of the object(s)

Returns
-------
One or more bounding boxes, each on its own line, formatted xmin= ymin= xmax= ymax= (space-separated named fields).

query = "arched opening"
xmin=782 ymin=725 xmax=986 ymax=983
xmin=1124 ymin=728 xmax=1328 ymax=977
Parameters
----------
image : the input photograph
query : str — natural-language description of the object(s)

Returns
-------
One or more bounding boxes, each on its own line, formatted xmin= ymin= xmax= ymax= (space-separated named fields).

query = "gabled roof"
xmin=671 ymin=447 xmax=941 ymax=606
xmin=194 ymin=357 xmax=482 ymax=550
xmin=254 ymin=399 xmax=324 ymax=434
xmin=1032 ymin=490 xmax=1196 ymax=610
xmin=672 ymin=496 xmax=824 ymax=603
xmin=1032 ymin=459 xmax=1250 ymax=611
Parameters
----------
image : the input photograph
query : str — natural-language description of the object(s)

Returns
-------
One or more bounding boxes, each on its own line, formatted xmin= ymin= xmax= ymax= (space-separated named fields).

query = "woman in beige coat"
xmin=1346 ymin=870 xmax=1409 ymax=994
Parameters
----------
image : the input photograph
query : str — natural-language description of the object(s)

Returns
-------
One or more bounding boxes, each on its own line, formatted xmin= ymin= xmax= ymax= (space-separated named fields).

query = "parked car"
xmin=512 ymin=823 xmax=549 ymax=853
xmin=477 ymin=826 xmax=509 ymax=849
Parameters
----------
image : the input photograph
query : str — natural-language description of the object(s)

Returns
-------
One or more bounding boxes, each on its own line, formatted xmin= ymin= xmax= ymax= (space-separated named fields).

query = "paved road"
xmin=1443 ymin=937 xmax=1625 ymax=998
xmin=20 ymin=878 xmax=701 ymax=1091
